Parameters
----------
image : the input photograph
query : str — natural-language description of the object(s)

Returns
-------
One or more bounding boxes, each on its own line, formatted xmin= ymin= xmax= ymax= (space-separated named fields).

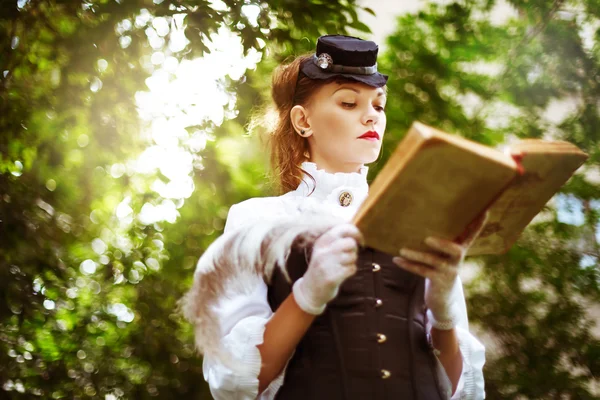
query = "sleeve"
xmin=202 ymin=283 xmax=288 ymax=400
xmin=435 ymin=276 xmax=486 ymax=400
xmin=224 ymin=198 xmax=279 ymax=234
xmin=201 ymin=199 xmax=291 ymax=400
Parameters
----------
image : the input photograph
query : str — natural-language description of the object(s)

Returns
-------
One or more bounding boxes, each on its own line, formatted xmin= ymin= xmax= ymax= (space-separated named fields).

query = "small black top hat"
xmin=300 ymin=35 xmax=388 ymax=88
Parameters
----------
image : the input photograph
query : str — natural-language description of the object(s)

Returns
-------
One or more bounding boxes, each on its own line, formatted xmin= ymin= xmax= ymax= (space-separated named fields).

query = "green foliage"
xmin=2 ymin=0 xmax=600 ymax=398
xmin=0 ymin=0 xmax=369 ymax=398
xmin=379 ymin=0 xmax=600 ymax=398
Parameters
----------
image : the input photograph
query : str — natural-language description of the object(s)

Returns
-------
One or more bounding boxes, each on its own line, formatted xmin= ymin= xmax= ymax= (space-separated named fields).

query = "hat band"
xmin=312 ymin=54 xmax=378 ymax=75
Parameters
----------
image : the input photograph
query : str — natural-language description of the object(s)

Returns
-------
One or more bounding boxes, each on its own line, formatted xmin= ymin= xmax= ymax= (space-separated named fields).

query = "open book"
xmin=352 ymin=122 xmax=589 ymax=256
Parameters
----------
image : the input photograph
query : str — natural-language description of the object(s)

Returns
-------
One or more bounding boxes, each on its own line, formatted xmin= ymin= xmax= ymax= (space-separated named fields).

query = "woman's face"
xmin=303 ymin=80 xmax=387 ymax=173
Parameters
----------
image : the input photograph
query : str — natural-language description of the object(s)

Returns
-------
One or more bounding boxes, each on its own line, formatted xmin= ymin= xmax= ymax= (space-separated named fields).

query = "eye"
xmin=341 ymin=102 xmax=356 ymax=109
xmin=374 ymin=105 xmax=385 ymax=112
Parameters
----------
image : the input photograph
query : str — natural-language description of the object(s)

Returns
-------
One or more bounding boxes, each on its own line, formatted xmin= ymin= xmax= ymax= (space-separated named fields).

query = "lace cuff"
xmin=203 ymin=316 xmax=288 ymax=400
xmin=453 ymin=326 xmax=486 ymax=399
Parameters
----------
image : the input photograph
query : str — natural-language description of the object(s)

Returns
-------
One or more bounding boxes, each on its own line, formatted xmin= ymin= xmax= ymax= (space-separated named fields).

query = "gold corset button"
xmin=376 ymin=333 xmax=387 ymax=343
xmin=372 ymin=262 xmax=381 ymax=272
xmin=338 ymin=191 xmax=353 ymax=207
xmin=375 ymin=298 xmax=383 ymax=308
xmin=381 ymin=369 xmax=391 ymax=379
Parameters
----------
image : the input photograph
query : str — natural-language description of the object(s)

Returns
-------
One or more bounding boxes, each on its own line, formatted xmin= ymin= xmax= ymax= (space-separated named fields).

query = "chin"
xmin=363 ymin=151 xmax=381 ymax=164
xmin=340 ymin=147 xmax=380 ymax=166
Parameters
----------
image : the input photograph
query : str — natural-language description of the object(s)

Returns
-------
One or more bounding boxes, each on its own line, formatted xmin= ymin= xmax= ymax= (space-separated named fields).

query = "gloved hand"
xmin=393 ymin=212 xmax=489 ymax=329
xmin=293 ymin=223 xmax=363 ymax=315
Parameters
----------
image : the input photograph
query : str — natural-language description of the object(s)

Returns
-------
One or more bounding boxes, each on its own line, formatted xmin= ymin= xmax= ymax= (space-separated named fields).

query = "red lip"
xmin=358 ymin=131 xmax=380 ymax=140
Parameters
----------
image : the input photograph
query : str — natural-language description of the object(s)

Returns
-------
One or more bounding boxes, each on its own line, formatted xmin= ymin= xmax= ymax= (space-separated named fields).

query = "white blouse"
xmin=201 ymin=162 xmax=486 ymax=399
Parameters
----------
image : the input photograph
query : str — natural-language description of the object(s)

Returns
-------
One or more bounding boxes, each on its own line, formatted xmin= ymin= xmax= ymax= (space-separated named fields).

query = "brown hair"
xmin=266 ymin=54 xmax=355 ymax=194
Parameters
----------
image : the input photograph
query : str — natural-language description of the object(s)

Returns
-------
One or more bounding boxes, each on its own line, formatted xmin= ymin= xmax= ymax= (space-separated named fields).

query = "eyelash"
xmin=341 ymin=102 xmax=385 ymax=112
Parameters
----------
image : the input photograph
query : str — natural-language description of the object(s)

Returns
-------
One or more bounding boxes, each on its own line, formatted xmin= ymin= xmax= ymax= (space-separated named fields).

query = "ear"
xmin=290 ymin=105 xmax=312 ymax=137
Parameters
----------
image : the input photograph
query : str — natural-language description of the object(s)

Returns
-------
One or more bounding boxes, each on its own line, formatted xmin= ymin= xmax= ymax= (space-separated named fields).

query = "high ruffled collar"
xmin=293 ymin=161 xmax=369 ymax=202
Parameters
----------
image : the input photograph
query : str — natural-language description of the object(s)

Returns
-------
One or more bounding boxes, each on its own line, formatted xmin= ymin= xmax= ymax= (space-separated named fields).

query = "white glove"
xmin=394 ymin=212 xmax=489 ymax=329
xmin=293 ymin=223 xmax=363 ymax=315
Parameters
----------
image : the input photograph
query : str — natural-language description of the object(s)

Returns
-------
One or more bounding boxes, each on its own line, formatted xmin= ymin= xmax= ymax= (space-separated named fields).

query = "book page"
xmin=469 ymin=142 xmax=588 ymax=255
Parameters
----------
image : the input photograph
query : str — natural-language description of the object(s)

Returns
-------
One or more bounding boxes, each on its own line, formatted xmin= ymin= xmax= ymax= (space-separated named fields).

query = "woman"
xmin=182 ymin=35 xmax=486 ymax=399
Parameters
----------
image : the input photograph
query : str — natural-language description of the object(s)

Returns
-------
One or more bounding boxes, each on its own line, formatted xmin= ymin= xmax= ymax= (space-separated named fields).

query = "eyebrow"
xmin=334 ymin=86 xmax=386 ymax=97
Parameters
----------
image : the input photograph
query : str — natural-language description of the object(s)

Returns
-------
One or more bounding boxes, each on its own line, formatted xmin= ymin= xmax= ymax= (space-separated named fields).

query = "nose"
xmin=361 ymin=104 xmax=379 ymax=126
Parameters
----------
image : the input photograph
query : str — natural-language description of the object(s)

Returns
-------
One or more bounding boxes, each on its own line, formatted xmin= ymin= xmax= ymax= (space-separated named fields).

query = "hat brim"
xmin=301 ymin=59 xmax=388 ymax=88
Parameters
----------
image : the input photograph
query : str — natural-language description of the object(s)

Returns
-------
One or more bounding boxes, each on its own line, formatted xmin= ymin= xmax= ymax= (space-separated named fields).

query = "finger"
xmin=340 ymin=263 xmax=357 ymax=279
xmin=327 ymin=224 xmax=364 ymax=246
xmin=317 ymin=224 xmax=353 ymax=246
xmin=330 ymin=237 xmax=360 ymax=253
xmin=393 ymin=257 xmax=435 ymax=279
xmin=398 ymin=248 xmax=454 ymax=270
xmin=424 ymin=237 xmax=463 ymax=262
xmin=324 ymin=223 xmax=358 ymax=238
xmin=461 ymin=211 xmax=489 ymax=247
xmin=337 ymin=250 xmax=358 ymax=265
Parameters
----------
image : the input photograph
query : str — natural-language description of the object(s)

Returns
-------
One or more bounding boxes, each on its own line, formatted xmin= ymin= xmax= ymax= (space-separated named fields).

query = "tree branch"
xmin=470 ymin=0 xmax=567 ymax=123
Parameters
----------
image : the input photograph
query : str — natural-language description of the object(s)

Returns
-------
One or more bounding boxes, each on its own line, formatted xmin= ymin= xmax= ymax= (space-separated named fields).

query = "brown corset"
xmin=267 ymin=245 xmax=446 ymax=400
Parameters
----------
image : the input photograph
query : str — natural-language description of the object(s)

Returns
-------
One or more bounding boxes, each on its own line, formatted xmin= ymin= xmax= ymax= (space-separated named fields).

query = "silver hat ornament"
xmin=316 ymin=53 xmax=333 ymax=70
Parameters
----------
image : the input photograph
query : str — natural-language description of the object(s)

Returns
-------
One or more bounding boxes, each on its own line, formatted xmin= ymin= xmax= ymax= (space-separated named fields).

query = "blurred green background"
xmin=1 ymin=0 xmax=599 ymax=398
